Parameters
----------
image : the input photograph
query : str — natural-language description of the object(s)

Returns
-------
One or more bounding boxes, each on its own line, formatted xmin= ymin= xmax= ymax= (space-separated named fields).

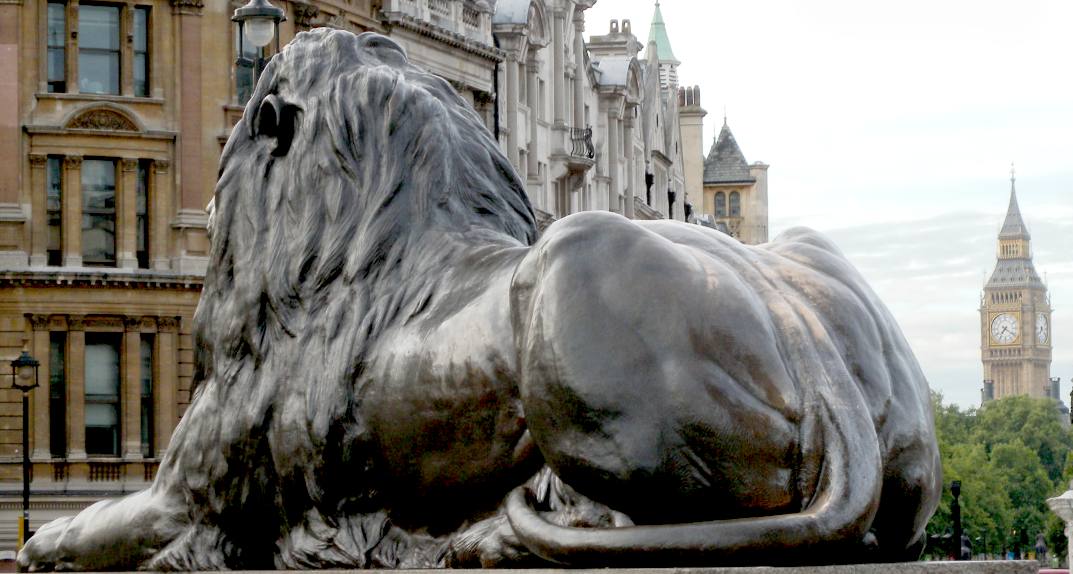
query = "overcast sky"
xmin=584 ymin=0 xmax=1073 ymax=409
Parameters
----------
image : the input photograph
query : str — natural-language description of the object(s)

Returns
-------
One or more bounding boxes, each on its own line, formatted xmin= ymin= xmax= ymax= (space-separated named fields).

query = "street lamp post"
xmin=232 ymin=0 xmax=287 ymax=88
xmin=951 ymin=480 xmax=963 ymax=560
xmin=8 ymin=350 xmax=39 ymax=549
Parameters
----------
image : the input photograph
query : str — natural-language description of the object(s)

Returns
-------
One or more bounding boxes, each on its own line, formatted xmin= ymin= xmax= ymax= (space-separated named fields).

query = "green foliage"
xmin=926 ymin=392 xmax=1072 ymax=561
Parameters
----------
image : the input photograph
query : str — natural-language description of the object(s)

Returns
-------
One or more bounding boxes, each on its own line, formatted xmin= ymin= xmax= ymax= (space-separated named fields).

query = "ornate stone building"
xmin=491 ymin=0 xmax=693 ymax=226
xmin=0 ymin=0 xmax=715 ymax=549
xmin=979 ymin=171 xmax=1054 ymax=403
xmin=694 ymin=118 xmax=768 ymax=244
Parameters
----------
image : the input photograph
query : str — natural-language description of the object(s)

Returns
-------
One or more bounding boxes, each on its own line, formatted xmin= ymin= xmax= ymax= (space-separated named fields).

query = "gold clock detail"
xmin=990 ymin=313 xmax=1019 ymax=345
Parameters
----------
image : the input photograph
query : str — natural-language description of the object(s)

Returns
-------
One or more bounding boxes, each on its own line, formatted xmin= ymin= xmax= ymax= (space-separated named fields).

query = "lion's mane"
xmin=156 ymin=29 xmax=537 ymax=569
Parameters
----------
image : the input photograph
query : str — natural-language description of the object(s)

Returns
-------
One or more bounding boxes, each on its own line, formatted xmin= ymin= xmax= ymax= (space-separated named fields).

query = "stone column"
xmin=118 ymin=159 xmax=139 ymax=269
xmin=526 ymin=53 xmax=539 ymax=182
xmin=504 ymin=53 xmax=520 ymax=170
xmin=0 ymin=2 xmax=19 ymax=211
xmin=122 ymin=317 xmax=142 ymax=458
xmin=29 ymin=315 xmax=51 ymax=460
xmin=67 ymin=0 xmax=79 ymax=93
xmin=154 ymin=317 xmax=179 ymax=456
xmin=607 ymin=110 xmax=620 ymax=213
xmin=623 ymin=113 xmax=636 ymax=220
xmin=120 ymin=4 xmax=134 ymax=96
xmin=62 ymin=156 xmax=82 ymax=267
xmin=66 ymin=316 xmax=86 ymax=460
xmin=572 ymin=10 xmax=586 ymax=129
xmin=173 ymin=0 xmax=204 ymax=213
xmin=150 ymin=160 xmax=171 ymax=270
xmin=29 ymin=155 xmax=49 ymax=267
xmin=552 ymin=9 xmax=565 ymax=127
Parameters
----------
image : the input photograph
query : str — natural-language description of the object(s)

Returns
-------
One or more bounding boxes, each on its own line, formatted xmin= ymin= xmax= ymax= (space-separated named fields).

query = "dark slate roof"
xmin=703 ymin=122 xmax=755 ymax=184
xmin=999 ymin=182 xmax=1031 ymax=240
xmin=987 ymin=258 xmax=1042 ymax=288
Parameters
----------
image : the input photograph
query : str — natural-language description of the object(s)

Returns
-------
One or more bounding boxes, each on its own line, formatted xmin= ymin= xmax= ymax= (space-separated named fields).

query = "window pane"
xmin=78 ymin=51 xmax=120 ymax=95
xmin=140 ymin=333 xmax=154 ymax=457
xmin=78 ymin=5 xmax=119 ymax=50
xmin=730 ymin=192 xmax=741 ymax=217
xmin=85 ymin=333 xmax=120 ymax=456
xmin=136 ymin=162 xmax=149 ymax=266
xmin=47 ymin=157 xmax=62 ymax=258
xmin=49 ymin=332 xmax=67 ymax=457
xmin=715 ymin=192 xmax=726 ymax=217
xmin=82 ymin=159 xmax=115 ymax=264
xmin=48 ymin=48 xmax=66 ymax=84
xmin=134 ymin=8 xmax=149 ymax=97
xmin=85 ymin=338 xmax=119 ymax=397
xmin=134 ymin=53 xmax=147 ymax=97
xmin=133 ymin=8 xmax=148 ymax=51
xmin=47 ymin=3 xmax=66 ymax=46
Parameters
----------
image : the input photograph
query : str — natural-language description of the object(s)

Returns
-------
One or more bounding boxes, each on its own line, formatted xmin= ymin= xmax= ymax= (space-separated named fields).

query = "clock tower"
xmin=980 ymin=167 xmax=1053 ymax=402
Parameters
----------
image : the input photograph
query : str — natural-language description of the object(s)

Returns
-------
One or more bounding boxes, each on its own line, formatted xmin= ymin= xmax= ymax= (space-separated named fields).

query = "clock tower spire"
xmin=980 ymin=168 xmax=1052 ymax=403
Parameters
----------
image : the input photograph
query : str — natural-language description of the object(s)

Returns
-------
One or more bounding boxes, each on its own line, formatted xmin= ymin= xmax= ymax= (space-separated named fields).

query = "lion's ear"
xmin=256 ymin=94 xmax=300 ymax=157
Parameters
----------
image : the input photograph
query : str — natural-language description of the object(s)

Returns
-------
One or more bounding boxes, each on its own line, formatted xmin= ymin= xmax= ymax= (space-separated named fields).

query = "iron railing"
xmin=570 ymin=126 xmax=595 ymax=159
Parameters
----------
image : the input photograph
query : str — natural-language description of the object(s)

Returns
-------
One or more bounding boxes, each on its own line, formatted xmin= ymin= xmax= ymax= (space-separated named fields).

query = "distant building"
xmin=697 ymin=118 xmax=769 ymax=244
xmin=980 ymin=169 xmax=1055 ymax=403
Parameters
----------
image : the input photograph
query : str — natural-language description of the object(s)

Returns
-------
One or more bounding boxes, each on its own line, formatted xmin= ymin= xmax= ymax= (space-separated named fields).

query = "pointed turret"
xmin=999 ymin=170 xmax=1030 ymax=240
xmin=703 ymin=120 xmax=755 ymax=184
xmin=647 ymin=1 xmax=678 ymax=64
xmin=647 ymin=1 xmax=679 ymax=88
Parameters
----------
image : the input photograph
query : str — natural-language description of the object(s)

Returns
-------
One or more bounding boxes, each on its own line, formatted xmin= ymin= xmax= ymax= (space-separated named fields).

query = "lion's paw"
xmin=18 ymin=516 xmax=75 ymax=572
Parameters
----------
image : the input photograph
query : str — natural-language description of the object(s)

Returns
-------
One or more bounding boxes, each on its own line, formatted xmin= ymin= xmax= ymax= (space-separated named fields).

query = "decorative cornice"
xmin=67 ymin=315 xmax=85 ymax=332
xmin=381 ymin=11 xmax=503 ymax=62
xmin=121 ymin=158 xmax=139 ymax=172
xmin=170 ymin=0 xmax=203 ymax=15
xmin=26 ymin=314 xmax=49 ymax=331
xmin=157 ymin=317 xmax=180 ymax=333
xmin=29 ymin=154 xmax=48 ymax=168
xmin=124 ymin=316 xmax=143 ymax=332
xmin=63 ymin=155 xmax=83 ymax=169
xmin=0 ymin=270 xmax=204 ymax=290
xmin=66 ymin=108 xmax=139 ymax=132
xmin=293 ymin=1 xmax=320 ymax=30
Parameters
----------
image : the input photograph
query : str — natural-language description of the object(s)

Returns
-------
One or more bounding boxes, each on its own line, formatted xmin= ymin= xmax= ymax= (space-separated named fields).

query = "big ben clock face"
xmin=991 ymin=313 xmax=1019 ymax=344
xmin=1037 ymin=312 xmax=1049 ymax=344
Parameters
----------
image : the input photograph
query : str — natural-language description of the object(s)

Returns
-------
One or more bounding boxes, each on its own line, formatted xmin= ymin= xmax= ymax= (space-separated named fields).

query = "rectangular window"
xmin=136 ymin=160 xmax=149 ymax=268
xmin=78 ymin=4 xmax=120 ymax=95
xmin=140 ymin=333 xmax=154 ymax=457
xmin=47 ymin=2 xmax=67 ymax=93
xmin=133 ymin=7 xmax=149 ymax=97
xmin=82 ymin=159 xmax=116 ymax=266
xmin=46 ymin=157 xmax=63 ymax=266
xmin=49 ymin=332 xmax=67 ymax=458
xmin=235 ymin=32 xmax=260 ymax=105
xmin=85 ymin=333 xmax=120 ymax=456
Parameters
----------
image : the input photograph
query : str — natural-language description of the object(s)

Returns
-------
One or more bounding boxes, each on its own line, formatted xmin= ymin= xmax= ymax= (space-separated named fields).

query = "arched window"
xmin=715 ymin=192 xmax=726 ymax=217
xmin=730 ymin=191 xmax=741 ymax=217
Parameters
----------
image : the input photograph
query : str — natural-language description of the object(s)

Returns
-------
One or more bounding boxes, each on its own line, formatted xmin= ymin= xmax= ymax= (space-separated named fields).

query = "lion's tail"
xmin=505 ymin=392 xmax=882 ymax=567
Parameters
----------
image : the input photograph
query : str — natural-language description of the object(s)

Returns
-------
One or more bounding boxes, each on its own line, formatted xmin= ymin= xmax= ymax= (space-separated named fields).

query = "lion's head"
xmin=198 ymin=29 xmax=536 ymax=378
xmin=187 ymin=30 xmax=537 ymax=526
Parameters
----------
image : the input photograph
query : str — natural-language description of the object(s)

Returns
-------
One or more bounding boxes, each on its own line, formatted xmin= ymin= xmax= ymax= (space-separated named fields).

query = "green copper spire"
xmin=648 ymin=1 xmax=679 ymax=64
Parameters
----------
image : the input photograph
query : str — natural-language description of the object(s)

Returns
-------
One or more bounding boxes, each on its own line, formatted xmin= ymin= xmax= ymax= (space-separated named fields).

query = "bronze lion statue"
xmin=19 ymin=29 xmax=940 ymax=571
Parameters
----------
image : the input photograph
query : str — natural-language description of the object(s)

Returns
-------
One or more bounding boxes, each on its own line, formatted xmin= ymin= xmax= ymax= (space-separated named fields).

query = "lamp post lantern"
xmin=9 ymin=350 xmax=39 ymax=549
xmin=232 ymin=0 xmax=286 ymax=87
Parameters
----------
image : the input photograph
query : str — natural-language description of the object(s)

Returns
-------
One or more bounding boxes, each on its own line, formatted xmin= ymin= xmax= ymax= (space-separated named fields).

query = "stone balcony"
xmin=381 ymin=0 xmax=493 ymax=46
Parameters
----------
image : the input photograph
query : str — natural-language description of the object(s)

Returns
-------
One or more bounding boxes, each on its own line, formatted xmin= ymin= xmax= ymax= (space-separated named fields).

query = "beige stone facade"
xmin=980 ymin=176 xmax=1054 ymax=403
xmin=0 ymin=0 xmax=716 ymax=550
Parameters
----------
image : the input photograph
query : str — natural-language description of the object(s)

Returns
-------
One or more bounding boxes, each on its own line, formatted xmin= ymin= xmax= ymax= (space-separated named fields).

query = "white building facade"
xmin=492 ymin=0 xmax=694 ymax=227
